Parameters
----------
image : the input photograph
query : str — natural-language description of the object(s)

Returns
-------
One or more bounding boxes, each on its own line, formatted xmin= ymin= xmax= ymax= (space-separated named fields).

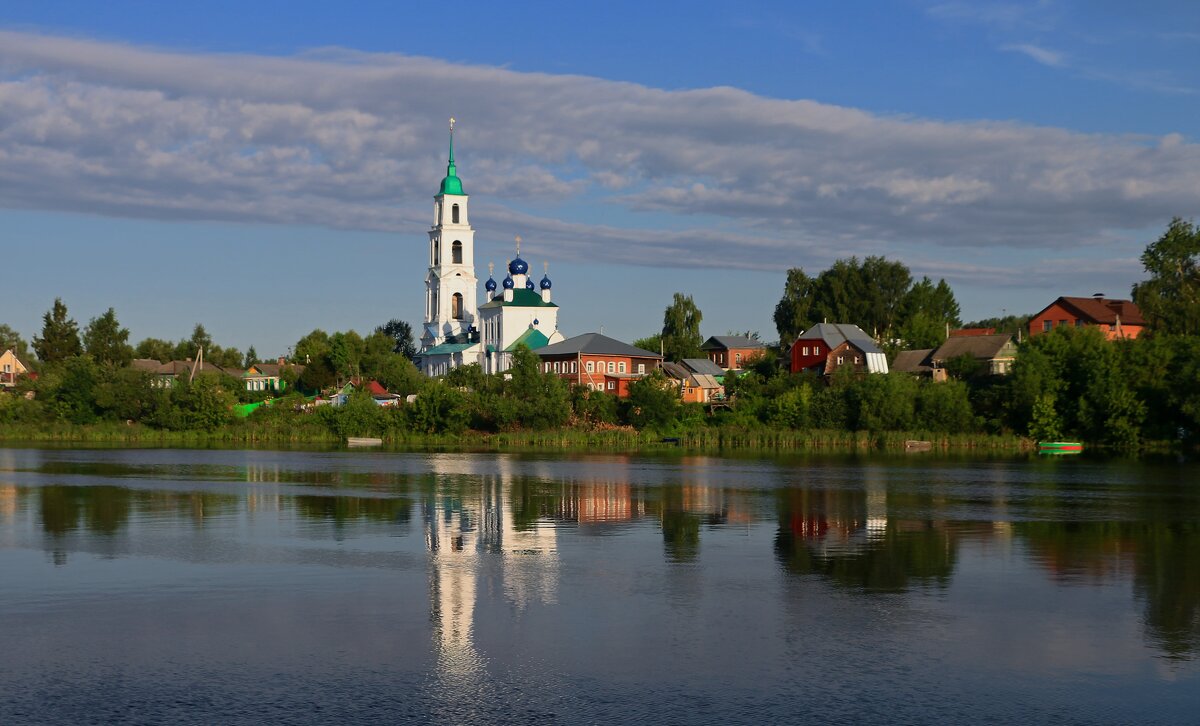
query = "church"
xmin=418 ymin=120 xmax=565 ymax=377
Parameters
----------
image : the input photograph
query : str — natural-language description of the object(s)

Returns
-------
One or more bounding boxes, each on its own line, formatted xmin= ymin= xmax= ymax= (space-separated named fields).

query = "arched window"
xmin=452 ymin=240 xmax=463 ymax=264
xmin=431 ymin=290 xmax=438 ymax=316
xmin=586 ymin=361 xmax=594 ymax=373
xmin=433 ymin=239 xmax=440 ymax=265
xmin=618 ymin=362 xmax=626 ymax=373
xmin=452 ymin=293 xmax=463 ymax=320
xmin=451 ymin=204 xmax=460 ymax=224
xmin=607 ymin=361 xmax=615 ymax=374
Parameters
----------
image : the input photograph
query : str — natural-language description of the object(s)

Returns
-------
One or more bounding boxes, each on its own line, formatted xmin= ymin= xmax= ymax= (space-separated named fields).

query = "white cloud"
xmin=0 ymin=29 xmax=1197 ymax=275
xmin=1001 ymin=43 xmax=1066 ymax=67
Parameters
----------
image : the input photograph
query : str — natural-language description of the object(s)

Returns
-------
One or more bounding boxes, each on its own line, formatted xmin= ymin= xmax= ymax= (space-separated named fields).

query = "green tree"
xmin=174 ymin=324 xmax=213 ymax=360
xmin=898 ymin=277 xmax=961 ymax=349
xmin=0 ymin=324 xmax=31 ymax=362
xmin=135 ymin=337 xmax=174 ymax=362
xmin=626 ymin=369 xmax=680 ymax=430
xmin=243 ymin=346 xmax=259 ymax=369
xmin=632 ymin=334 xmax=663 ymax=356
xmin=83 ymin=308 xmax=133 ymax=367
xmin=773 ymin=268 xmax=816 ymax=347
xmin=406 ymin=383 xmax=470 ymax=434
xmin=376 ymin=319 xmax=418 ymax=359
xmin=1133 ymin=217 xmax=1200 ymax=335
xmin=503 ymin=346 xmax=571 ymax=430
xmin=172 ymin=375 xmax=235 ymax=430
xmin=32 ymin=298 xmax=82 ymax=363
xmin=329 ymin=331 xmax=365 ymax=381
xmin=42 ymin=355 xmax=101 ymax=424
xmin=661 ymin=293 xmax=703 ymax=362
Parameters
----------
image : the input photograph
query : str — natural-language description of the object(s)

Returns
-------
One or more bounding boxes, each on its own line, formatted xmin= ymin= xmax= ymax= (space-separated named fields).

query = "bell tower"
xmin=422 ymin=117 xmax=479 ymax=348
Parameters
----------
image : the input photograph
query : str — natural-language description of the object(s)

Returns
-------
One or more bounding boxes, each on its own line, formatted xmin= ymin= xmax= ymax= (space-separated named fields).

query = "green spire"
xmin=439 ymin=117 xmax=464 ymax=196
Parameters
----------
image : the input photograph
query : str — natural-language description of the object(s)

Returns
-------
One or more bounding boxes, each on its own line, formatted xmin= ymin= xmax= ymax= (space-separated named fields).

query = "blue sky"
xmin=3 ymin=1 xmax=1200 ymax=356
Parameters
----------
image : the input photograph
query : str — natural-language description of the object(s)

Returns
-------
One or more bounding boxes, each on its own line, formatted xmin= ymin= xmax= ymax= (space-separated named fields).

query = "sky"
xmin=3 ymin=0 xmax=1200 ymax=357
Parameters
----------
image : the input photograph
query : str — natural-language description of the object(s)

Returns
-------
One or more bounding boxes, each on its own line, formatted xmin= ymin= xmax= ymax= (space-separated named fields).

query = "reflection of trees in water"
xmin=1016 ymin=520 xmax=1200 ymax=660
xmin=292 ymin=495 xmax=413 ymax=528
xmin=772 ymin=488 xmax=956 ymax=592
xmin=39 ymin=486 xmax=132 ymax=536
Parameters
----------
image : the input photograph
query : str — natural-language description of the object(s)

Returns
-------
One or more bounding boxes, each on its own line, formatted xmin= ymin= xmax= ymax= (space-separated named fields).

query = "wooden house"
xmin=1029 ymin=295 xmax=1145 ymax=340
xmin=789 ymin=323 xmax=888 ymax=376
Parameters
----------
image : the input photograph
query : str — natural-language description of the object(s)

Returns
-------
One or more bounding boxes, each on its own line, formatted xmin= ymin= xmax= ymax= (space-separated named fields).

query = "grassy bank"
xmin=0 ymin=421 xmax=1035 ymax=454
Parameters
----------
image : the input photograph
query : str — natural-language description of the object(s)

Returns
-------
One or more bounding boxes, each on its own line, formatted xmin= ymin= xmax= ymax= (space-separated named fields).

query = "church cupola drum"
xmin=421 ymin=117 xmax=478 ymax=351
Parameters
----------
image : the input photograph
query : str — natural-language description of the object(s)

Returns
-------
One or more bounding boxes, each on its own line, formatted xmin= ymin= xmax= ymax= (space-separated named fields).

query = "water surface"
xmin=1 ymin=447 xmax=1197 ymax=724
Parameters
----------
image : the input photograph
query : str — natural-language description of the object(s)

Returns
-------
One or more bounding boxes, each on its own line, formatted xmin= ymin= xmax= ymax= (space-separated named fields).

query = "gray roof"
xmin=795 ymin=323 xmax=882 ymax=355
xmin=681 ymin=358 xmax=726 ymax=377
xmin=700 ymin=335 xmax=765 ymax=351
xmin=930 ymin=334 xmax=1015 ymax=363
xmin=891 ymin=349 xmax=934 ymax=373
xmin=533 ymin=332 xmax=662 ymax=359
xmin=661 ymin=361 xmax=694 ymax=382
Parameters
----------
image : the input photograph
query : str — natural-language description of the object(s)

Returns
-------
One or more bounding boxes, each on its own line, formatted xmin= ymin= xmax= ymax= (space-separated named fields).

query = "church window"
xmin=618 ymin=362 xmax=626 ymax=373
xmin=433 ymin=239 xmax=441 ymax=265
xmin=452 ymin=240 xmax=463 ymax=264
xmin=452 ymin=204 xmax=460 ymax=224
xmin=586 ymin=361 xmax=594 ymax=373
xmin=452 ymin=293 xmax=463 ymax=320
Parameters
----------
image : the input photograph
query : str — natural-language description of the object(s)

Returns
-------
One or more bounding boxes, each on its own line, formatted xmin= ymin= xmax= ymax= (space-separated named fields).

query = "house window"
xmin=451 ymin=204 xmax=460 ymax=224
xmin=1059 ymin=319 xmax=1068 ymax=328
xmin=854 ymin=356 xmax=860 ymax=364
xmin=638 ymin=363 xmax=645 ymax=374
xmin=452 ymin=293 xmax=464 ymax=320
xmin=618 ymin=362 xmax=627 ymax=373
xmin=608 ymin=381 xmax=616 ymax=390
xmin=586 ymin=361 xmax=594 ymax=373
xmin=555 ymin=361 xmax=561 ymax=373
xmin=607 ymin=362 xmax=615 ymax=374
xmin=735 ymin=353 xmax=742 ymax=364
xmin=837 ymin=355 xmax=844 ymax=365
xmin=1075 ymin=319 xmax=1083 ymax=327
xmin=1043 ymin=320 xmax=1052 ymax=332
xmin=814 ymin=346 xmax=820 ymax=355
xmin=452 ymin=240 xmax=463 ymax=264
xmin=802 ymin=346 xmax=809 ymax=356
xmin=1109 ymin=324 xmax=1116 ymax=331
xmin=571 ymin=361 xmax=577 ymax=373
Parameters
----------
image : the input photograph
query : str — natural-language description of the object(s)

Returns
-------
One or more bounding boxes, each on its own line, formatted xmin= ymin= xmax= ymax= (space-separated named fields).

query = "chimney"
xmin=278 ymin=356 xmax=285 ymax=366
xmin=1093 ymin=292 xmax=1105 ymax=300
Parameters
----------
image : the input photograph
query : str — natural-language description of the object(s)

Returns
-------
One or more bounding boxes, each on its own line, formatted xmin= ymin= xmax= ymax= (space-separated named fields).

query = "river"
xmin=0 ymin=447 xmax=1197 ymax=724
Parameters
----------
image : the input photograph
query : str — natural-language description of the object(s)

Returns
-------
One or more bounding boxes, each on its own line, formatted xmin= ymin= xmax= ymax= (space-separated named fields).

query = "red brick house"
xmin=789 ymin=323 xmax=889 ymax=376
xmin=699 ymin=335 xmax=766 ymax=370
xmin=533 ymin=333 xmax=662 ymax=397
xmin=1029 ymin=296 xmax=1145 ymax=340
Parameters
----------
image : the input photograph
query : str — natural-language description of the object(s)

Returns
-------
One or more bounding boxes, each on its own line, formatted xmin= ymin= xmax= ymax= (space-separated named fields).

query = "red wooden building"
xmin=1028 ymin=296 xmax=1145 ymax=340
xmin=533 ymin=333 xmax=662 ymax=397
xmin=789 ymin=323 xmax=889 ymax=376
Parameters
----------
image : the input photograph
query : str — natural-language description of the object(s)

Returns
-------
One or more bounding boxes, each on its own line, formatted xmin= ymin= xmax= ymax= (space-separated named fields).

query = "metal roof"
xmin=795 ymin=323 xmax=882 ymax=355
xmin=700 ymin=335 xmax=765 ymax=351
xmin=681 ymin=358 xmax=726 ymax=376
xmin=930 ymin=334 xmax=1014 ymax=362
xmin=478 ymin=288 xmax=558 ymax=309
xmin=422 ymin=341 xmax=477 ymax=356
xmin=533 ymin=332 xmax=662 ymax=359
xmin=891 ymin=349 xmax=934 ymax=373
xmin=504 ymin=327 xmax=550 ymax=352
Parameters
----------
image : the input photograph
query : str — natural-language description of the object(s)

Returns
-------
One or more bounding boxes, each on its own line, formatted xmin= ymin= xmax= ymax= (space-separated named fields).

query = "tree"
xmin=83 ymin=308 xmax=133 ymax=367
xmin=293 ymin=329 xmax=331 ymax=364
xmin=1132 ymin=217 xmax=1200 ymax=335
xmin=329 ymin=331 xmax=365 ymax=381
xmin=243 ymin=346 xmax=259 ymax=369
xmin=32 ymin=298 xmax=82 ymax=363
xmin=626 ymin=369 xmax=680 ymax=430
xmin=135 ymin=338 xmax=175 ymax=362
xmin=898 ymin=277 xmax=962 ymax=349
xmin=774 ymin=268 xmax=815 ymax=347
xmin=632 ymin=334 xmax=663 ymax=356
xmin=660 ymin=293 xmax=703 ymax=362
xmin=182 ymin=324 xmax=213 ymax=359
xmin=504 ymin=345 xmax=571 ymax=429
xmin=0 ymin=324 xmax=31 ymax=362
xmin=376 ymin=319 xmax=418 ymax=359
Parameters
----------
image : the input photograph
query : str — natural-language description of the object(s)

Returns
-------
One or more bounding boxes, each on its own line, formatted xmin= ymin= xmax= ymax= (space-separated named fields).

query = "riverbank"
xmin=0 ymin=421 xmax=1035 ymax=453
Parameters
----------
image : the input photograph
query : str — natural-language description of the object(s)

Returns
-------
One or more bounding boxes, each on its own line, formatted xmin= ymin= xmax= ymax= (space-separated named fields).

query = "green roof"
xmin=478 ymin=288 xmax=558 ymax=309
xmin=505 ymin=328 xmax=550 ymax=352
xmin=422 ymin=341 xmax=477 ymax=356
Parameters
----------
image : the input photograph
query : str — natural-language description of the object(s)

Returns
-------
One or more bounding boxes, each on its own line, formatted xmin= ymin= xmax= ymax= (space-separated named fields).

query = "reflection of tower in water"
xmin=423 ymin=454 xmax=560 ymax=688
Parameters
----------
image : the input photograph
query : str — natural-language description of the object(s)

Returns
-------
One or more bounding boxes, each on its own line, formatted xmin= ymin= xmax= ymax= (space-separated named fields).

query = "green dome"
xmin=440 ymin=169 xmax=464 ymax=196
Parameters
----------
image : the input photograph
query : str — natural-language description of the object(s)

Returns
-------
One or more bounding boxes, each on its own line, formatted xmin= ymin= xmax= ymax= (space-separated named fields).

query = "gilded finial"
xmin=449 ymin=117 xmax=456 ymax=132
xmin=543 ymin=261 xmax=549 ymax=273
xmin=515 ymin=234 xmax=522 ymax=256
xmin=488 ymin=262 xmax=494 ymax=275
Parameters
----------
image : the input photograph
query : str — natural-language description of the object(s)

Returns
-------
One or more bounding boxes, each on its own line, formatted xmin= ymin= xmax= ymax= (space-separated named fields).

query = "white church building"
xmin=418 ymin=120 xmax=564 ymax=377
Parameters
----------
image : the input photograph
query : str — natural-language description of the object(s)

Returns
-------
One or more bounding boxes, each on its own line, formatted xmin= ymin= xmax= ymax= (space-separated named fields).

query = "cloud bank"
xmin=1 ymin=29 xmax=1197 ymax=276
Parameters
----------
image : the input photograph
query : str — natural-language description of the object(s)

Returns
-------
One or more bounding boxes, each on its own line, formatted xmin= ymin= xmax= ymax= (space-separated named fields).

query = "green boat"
xmin=1037 ymin=441 xmax=1083 ymax=455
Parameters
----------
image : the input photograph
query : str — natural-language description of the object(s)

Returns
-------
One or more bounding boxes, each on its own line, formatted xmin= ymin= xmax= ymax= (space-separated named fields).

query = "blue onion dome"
xmin=502 ymin=275 xmax=515 ymax=290
xmin=525 ymin=278 xmax=535 ymax=290
xmin=485 ymin=277 xmax=497 ymax=292
xmin=509 ymin=257 xmax=529 ymax=275
xmin=540 ymin=274 xmax=552 ymax=290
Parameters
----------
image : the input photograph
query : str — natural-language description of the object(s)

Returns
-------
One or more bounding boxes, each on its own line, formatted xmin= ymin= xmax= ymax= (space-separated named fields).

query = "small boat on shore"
xmin=1037 ymin=441 xmax=1083 ymax=455
xmin=346 ymin=437 xmax=383 ymax=448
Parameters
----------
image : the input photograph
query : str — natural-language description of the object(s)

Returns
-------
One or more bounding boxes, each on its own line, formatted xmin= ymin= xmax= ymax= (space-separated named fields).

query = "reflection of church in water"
xmin=422 ymin=455 xmax=560 ymax=674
